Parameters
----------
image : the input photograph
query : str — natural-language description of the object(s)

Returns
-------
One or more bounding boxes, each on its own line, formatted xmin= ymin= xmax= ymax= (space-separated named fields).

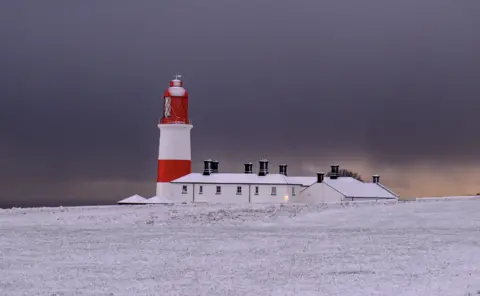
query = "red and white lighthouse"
xmin=156 ymin=75 xmax=192 ymax=199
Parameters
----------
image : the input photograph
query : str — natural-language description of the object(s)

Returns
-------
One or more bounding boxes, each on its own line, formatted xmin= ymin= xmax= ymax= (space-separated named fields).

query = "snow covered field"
xmin=1 ymin=200 xmax=479 ymax=296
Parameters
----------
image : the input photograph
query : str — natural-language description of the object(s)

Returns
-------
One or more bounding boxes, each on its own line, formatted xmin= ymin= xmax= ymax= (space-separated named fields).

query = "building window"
xmin=199 ymin=185 xmax=203 ymax=194
xmin=271 ymin=187 xmax=277 ymax=196
xmin=216 ymin=186 xmax=221 ymax=194
xmin=182 ymin=185 xmax=187 ymax=194
xmin=236 ymin=186 xmax=242 ymax=195
xmin=255 ymin=186 xmax=259 ymax=195
xmin=292 ymin=187 xmax=296 ymax=196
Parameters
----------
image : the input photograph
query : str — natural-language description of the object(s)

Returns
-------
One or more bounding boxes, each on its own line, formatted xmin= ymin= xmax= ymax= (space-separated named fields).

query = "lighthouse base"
xmin=156 ymin=182 xmax=192 ymax=203
xmin=155 ymin=123 xmax=193 ymax=203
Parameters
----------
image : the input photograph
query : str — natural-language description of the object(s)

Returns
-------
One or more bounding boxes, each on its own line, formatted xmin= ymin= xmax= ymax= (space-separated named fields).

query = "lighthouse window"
xmin=255 ymin=186 xmax=259 ymax=195
xmin=199 ymin=185 xmax=203 ymax=194
xmin=216 ymin=186 xmax=221 ymax=194
xmin=236 ymin=186 xmax=242 ymax=195
xmin=164 ymin=97 xmax=171 ymax=117
xmin=182 ymin=185 xmax=187 ymax=194
xmin=271 ymin=187 xmax=277 ymax=196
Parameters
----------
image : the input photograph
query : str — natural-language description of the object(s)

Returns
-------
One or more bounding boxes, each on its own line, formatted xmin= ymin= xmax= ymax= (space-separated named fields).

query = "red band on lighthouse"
xmin=157 ymin=159 xmax=192 ymax=182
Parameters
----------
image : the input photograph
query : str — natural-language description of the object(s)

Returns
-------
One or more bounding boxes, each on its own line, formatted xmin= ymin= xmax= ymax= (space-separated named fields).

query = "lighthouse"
xmin=156 ymin=75 xmax=193 ymax=199
xmin=116 ymin=74 xmax=400 ymax=205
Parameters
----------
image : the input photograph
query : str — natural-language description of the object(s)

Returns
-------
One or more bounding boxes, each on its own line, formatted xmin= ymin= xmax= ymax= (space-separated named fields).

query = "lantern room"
xmin=161 ymin=74 xmax=189 ymax=124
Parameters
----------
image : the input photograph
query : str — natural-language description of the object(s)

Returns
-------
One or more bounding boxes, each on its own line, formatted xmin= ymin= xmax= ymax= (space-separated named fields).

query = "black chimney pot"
xmin=211 ymin=160 xmax=219 ymax=173
xmin=203 ymin=159 xmax=212 ymax=176
xmin=244 ymin=162 xmax=253 ymax=174
xmin=372 ymin=174 xmax=380 ymax=183
xmin=330 ymin=165 xmax=339 ymax=179
xmin=258 ymin=159 xmax=269 ymax=176
xmin=279 ymin=164 xmax=288 ymax=176
xmin=317 ymin=172 xmax=325 ymax=183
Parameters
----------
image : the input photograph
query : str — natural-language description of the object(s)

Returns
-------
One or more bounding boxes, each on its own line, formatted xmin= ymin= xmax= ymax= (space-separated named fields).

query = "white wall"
xmin=193 ymin=184 xmax=249 ymax=203
xmin=168 ymin=183 xmax=194 ymax=203
xmin=287 ymin=185 xmax=302 ymax=203
xmin=169 ymin=183 xmax=302 ymax=204
xmin=416 ymin=196 xmax=480 ymax=202
xmin=250 ymin=184 xmax=290 ymax=203
xmin=157 ymin=183 xmax=192 ymax=203
xmin=296 ymin=183 xmax=344 ymax=204
xmin=167 ymin=181 xmax=398 ymax=204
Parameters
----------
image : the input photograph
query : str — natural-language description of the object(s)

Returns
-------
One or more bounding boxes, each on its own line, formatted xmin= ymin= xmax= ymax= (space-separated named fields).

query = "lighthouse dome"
xmin=164 ymin=74 xmax=188 ymax=97
xmin=164 ymin=87 xmax=187 ymax=97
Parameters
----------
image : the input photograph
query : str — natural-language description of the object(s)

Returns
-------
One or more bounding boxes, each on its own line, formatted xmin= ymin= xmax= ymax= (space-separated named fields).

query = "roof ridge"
xmin=171 ymin=172 xmax=303 ymax=185
xmin=323 ymin=181 xmax=347 ymax=197
xmin=279 ymin=173 xmax=289 ymax=184
xmin=375 ymin=183 xmax=399 ymax=198
xmin=118 ymin=194 xmax=146 ymax=203
xmin=285 ymin=176 xmax=317 ymax=187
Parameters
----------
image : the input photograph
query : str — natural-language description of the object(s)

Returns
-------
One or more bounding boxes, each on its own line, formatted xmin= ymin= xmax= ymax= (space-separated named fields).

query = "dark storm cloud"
xmin=1 ymin=0 xmax=480 ymax=206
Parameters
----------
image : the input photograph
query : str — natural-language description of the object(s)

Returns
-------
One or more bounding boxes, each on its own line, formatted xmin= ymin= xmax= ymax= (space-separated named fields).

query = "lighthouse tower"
xmin=156 ymin=75 xmax=193 ymax=199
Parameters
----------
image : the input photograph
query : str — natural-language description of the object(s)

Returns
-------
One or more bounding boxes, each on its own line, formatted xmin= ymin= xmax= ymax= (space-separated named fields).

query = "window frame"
xmin=271 ymin=186 xmax=277 ymax=196
xmin=164 ymin=97 xmax=171 ymax=117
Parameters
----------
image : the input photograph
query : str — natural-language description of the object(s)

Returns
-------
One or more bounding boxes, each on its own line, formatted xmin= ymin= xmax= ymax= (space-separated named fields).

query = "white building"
xmin=169 ymin=160 xmax=399 ymax=204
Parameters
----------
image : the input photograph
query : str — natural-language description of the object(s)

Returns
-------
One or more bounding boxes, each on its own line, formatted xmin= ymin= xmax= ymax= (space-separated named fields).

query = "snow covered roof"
xmin=325 ymin=178 xmax=398 ymax=199
xmin=117 ymin=194 xmax=147 ymax=204
xmin=285 ymin=177 xmax=317 ymax=187
xmin=145 ymin=196 xmax=174 ymax=204
xmin=171 ymin=173 xmax=304 ymax=185
xmin=286 ymin=176 xmax=397 ymax=198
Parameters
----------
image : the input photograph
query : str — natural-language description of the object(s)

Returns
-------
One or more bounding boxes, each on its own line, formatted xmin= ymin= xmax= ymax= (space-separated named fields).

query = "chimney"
xmin=211 ymin=160 xmax=219 ymax=173
xmin=244 ymin=162 xmax=253 ymax=174
xmin=317 ymin=172 xmax=325 ymax=183
xmin=279 ymin=164 xmax=288 ymax=176
xmin=372 ymin=174 xmax=380 ymax=183
xmin=203 ymin=159 xmax=212 ymax=176
xmin=330 ymin=165 xmax=339 ymax=179
xmin=258 ymin=159 xmax=269 ymax=176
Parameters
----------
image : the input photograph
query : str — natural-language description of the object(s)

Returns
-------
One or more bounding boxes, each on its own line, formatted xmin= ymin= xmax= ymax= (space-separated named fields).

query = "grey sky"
xmin=1 ymin=0 xmax=479 ymax=207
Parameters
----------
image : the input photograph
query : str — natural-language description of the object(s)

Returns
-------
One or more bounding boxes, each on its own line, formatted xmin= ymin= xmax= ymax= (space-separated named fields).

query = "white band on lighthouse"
xmin=157 ymin=124 xmax=192 ymax=160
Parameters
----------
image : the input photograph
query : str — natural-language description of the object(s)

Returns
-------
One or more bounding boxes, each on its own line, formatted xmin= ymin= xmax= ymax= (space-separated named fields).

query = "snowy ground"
xmin=1 ymin=201 xmax=480 ymax=296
